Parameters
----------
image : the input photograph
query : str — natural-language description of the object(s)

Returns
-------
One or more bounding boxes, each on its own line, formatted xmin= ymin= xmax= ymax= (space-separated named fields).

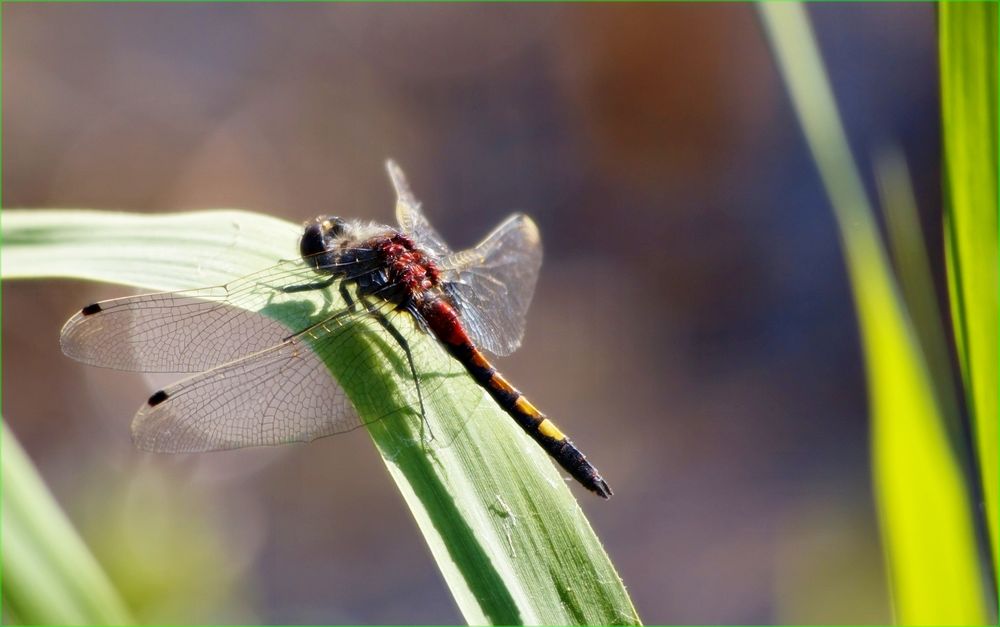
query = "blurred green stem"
xmin=875 ymin=150 xmax=963 ymax=449
xmin=2 ymin=422 xmax=134 ymax=625
xmin=940 ymin=0 xmax=998 ymax=578
xmin=760 ymin=4 xmax=990 ymax=624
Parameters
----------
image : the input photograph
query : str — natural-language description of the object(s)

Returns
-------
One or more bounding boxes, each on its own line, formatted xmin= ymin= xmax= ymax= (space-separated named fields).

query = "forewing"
xmin=129 ymin=299 xmax=472 ymax=453
xmin=387 ymin=160 xmax=452 ymax=259
xmin=131 ymin=333 xmax=362 ymax=452
xmin=60 ymin=258 xmax=343 ymax=373
xmin=440 ymin=213 xmax=543 ymax=356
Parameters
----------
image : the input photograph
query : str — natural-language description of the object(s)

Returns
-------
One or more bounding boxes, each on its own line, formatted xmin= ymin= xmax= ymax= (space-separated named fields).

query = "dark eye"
xmin=325 ymin=217 xmax=346 ymax=237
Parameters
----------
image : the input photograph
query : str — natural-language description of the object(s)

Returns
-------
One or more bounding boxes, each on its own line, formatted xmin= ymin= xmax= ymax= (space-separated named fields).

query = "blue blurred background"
xmin=3 ymin=3 xmax=940 ymax=623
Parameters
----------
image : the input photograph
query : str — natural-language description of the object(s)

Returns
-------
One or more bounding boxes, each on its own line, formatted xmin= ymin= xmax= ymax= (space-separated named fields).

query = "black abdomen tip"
xmin=81 ymin=303 xmax=102 ymax=316
xmin=590 ymin=477 xmax=613 ymax=499
xmin=148 ymin=390 xmax=169 ymax=407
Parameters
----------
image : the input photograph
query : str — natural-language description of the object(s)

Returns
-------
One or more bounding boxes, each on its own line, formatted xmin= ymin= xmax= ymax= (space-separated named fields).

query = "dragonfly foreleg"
xmin=359 ymin=295 xmax=433 ymax=445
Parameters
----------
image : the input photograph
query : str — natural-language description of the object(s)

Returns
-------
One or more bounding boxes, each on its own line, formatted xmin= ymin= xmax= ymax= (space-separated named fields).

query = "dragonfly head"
xmin=301 ymin=216 xmax=348 ymax=270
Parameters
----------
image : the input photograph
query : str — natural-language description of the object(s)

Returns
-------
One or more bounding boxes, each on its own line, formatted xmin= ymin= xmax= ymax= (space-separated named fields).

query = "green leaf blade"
xmin=2 ymin=422 xmax=135 ymax=626
xmin=760 ymin=4 xmax=992 ymax=623
xmin=940 ymin=0 xmax=999 ymax=577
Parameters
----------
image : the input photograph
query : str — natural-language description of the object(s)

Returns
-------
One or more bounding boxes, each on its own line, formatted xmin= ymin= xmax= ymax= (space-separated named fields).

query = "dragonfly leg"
xmin=280 ymin=275 xmax=336 ymax=294
xmin=359 ymin=296 xmax=432 ymax=445
xmin=339 ymin=282 xmax=359 ymax=312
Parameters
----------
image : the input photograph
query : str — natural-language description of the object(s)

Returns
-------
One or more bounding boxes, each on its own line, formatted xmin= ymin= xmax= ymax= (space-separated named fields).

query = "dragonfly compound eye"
xmin=323 ymin=217 xmax=347 ymax=238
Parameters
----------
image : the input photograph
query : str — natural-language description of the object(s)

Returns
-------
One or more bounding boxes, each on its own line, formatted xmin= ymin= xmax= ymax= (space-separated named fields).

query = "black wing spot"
xmin=81 ymin=303 xmax=103 ymax=315
xmin=148 ymin=390 xmax=169 ymax=407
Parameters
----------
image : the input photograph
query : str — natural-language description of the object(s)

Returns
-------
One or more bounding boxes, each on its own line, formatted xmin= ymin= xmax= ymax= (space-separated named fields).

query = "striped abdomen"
xmin=421 ymin=297 xmax=612 ymax=499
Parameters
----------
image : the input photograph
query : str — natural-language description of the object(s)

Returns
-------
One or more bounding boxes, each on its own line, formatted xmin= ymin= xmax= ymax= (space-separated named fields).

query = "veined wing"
xmin=131 ymin=330 xmax=363 ymax=452
xmin=60 ymin=254 xmax=370 ymax=373
xmin=130 ymin=298 xmax=475 ymax=453
xmin=388 ymin=160 xmax=452 ymax=260
xmin=385 ymin=160 xmax=544 ymax=355
xmin=440 ymin=214 xmax=543 ymax=357
xmin=130 ymin=297 xmax=392 ymax=452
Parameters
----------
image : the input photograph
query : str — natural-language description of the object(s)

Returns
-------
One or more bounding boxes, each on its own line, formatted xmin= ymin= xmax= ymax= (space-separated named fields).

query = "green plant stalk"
xmin=760 ymin=4 xmax=990 ymax=624
xmin=1 ymin=210 xmax=640 ymax=626
xmin=2 ymin=422 xmax=134 ymax=625
xmin=940 ymin=0 xmax=999 ymax=576
xmin=875 ymin=150 xmax=963 ymax=451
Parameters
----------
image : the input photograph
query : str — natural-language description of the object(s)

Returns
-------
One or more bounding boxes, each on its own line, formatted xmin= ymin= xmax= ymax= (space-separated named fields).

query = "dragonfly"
xmin=60 ymin=161 xmax=612 ymax=499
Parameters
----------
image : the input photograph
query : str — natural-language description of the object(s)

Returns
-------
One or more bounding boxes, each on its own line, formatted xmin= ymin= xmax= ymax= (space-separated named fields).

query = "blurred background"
xmin=3 ymin=3 xmax=943 ymax=624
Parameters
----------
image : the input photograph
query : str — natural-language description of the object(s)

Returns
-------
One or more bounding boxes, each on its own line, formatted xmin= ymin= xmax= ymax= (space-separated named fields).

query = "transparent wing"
xmin=60 ymin=255 xmax=372 ymax=373
xmin=129 ymin=299 xmax=480 ymax=453
xmin=131 ymin=333 xmax=363 ymax=452
xmin=387 ymin=160 xmax=452 ymax=259
xmin=440 ymin=214 xmax=543 ymax=356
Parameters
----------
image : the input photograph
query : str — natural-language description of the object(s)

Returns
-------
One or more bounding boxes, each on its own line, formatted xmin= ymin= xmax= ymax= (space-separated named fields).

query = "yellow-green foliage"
xmin=940 ymin=1 xmax=998 ymax=578
xmin=1 ymin=423 xmax=134 ymax=625
xmin=760 ymin=4 xmax=993 ymax=624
